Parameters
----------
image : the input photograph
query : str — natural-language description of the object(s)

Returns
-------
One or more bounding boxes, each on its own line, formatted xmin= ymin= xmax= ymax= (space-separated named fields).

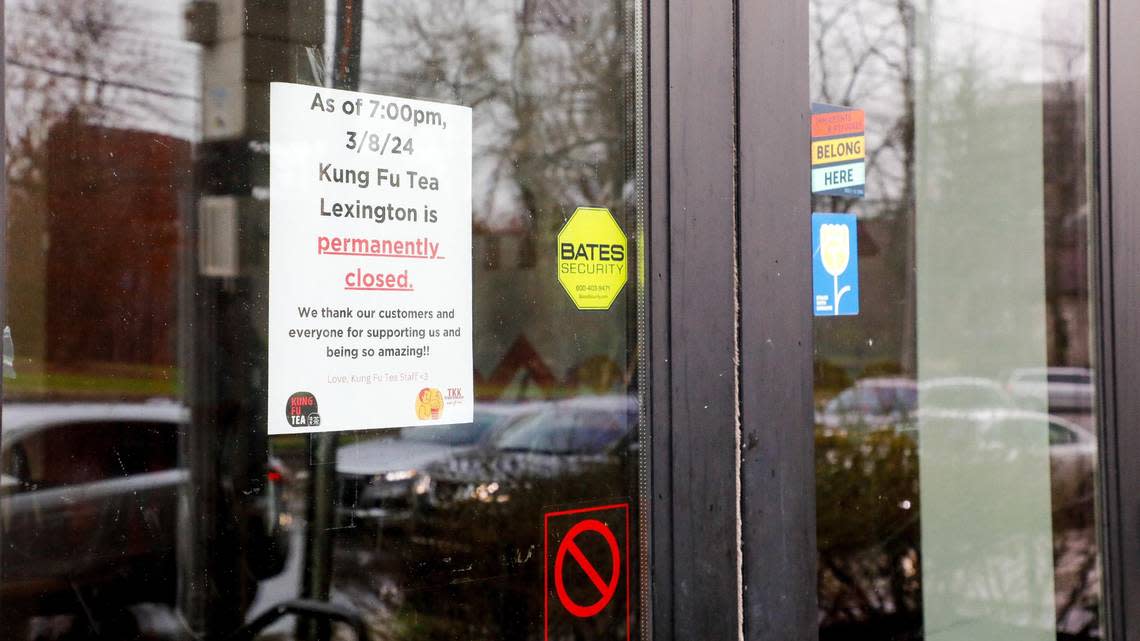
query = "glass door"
xmin=0 ymin=1 xmax=649 ymax=640
xmin=808 ymin=1 xmax=1102 ymax=640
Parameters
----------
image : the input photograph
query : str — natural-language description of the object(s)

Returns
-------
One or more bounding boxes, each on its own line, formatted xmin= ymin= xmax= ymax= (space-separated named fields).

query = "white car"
xmin=917 ymin=377 xmax=1015 ymax=411
xmin=1006 ymin=367 xmax=1095 ymax=413
xmin=905 ymin=407 xmax=1096 ymax=519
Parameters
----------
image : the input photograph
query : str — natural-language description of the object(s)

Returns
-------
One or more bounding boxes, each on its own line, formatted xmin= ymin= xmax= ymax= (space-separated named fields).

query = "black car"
xmin=405 ymin=395 xmax=638 ymax=583
xmin=334 ymin=404 xmax=541 ymax=536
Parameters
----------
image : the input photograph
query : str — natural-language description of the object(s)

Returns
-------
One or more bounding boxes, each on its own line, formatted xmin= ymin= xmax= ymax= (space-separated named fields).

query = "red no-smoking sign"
xmin=544 ymin=503 xmax=629 ymax=641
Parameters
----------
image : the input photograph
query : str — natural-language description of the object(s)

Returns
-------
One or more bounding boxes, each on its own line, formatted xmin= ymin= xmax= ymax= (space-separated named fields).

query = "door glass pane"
xmin=1 ymin=1 xmax=648 ymax=640
xmin=810 ymin=1 xmax=1101 ymax=640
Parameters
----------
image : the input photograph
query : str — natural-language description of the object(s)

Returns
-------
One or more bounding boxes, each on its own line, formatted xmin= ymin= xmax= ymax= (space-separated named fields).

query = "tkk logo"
xmin=446 ymin=387 xmax=465 ymax=405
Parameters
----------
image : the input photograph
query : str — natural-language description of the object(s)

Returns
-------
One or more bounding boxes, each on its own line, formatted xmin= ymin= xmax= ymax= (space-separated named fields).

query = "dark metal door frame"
xmin=1097 ymin=1 xmax=1140 ymax=640
xmin=648 ymin=0 xmax=741 ymax=637
xmin=736 ymin=0 xmax=817 ymax=639
xmin=648 ymin=0 xmax=817 ymax=640
xmin=653 ymin=0 xmax=1132 ymax=640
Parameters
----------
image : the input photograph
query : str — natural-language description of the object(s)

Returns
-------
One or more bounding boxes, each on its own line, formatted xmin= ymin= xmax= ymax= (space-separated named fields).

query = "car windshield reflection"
xmin=399 ymin=414 xmax=503 ymax=446
xmin=494 ymin=407 xmax=629 ymax=455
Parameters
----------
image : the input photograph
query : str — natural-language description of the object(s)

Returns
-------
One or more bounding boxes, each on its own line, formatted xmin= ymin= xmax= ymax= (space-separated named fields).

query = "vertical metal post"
xmin=655 ymin=0 xmax=740 ymax=639
xmin=186 ymin=1 xmax=327 ymax=638
xmin=332 ymin=0 xmax=362 ymax=90
xmin=298 ymin=3 xmax=360 ymax=640
xmin=299 ymin=433 xmax=338 ymax=641
xmin=737 ymin=0 xmax=816 ymax=639
xmin=0 ymin=4 xmax=8 ymax=626
xmin=0 ymin=0 xmax=7 ymax=431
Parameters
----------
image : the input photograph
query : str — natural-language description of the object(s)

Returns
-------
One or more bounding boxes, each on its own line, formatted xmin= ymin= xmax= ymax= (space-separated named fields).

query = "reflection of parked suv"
xmin=0 ymin=402 xmax=290 ymax=623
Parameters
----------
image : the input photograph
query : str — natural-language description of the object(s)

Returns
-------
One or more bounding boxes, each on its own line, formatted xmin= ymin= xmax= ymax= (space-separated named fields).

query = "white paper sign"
xmin=268 ymin=82 xmax=473 ymax=435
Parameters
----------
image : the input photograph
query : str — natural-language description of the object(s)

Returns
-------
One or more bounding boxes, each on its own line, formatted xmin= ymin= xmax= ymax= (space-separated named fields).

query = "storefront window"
xmin=810 ymin=1 xmax=1101 ymax=640
xmin=1 ymin=1 xmax=647 ymax=639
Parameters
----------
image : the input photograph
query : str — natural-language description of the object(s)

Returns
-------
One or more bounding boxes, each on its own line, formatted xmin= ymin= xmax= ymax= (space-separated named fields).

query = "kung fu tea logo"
xmin=286 ymin=391 xmax=321 ymax=427
xmin=415 ymin=387 xmax=443 ymax=420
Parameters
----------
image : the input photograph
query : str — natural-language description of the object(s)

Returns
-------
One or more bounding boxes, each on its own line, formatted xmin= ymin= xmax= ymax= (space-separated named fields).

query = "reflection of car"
xmin=917 ymin=377 xmax=1015 ymax=411
xmin=1007 ymin=367 xmax=1094 ymax=413
xmin=817 ymin=377 xmax=917 ymax=429
xmin=816 ymin=409 xmax=1097 ymax=634
xmin=0 ymin=402 xmax=290 ymax=621
xmin=334 ymin=405 xmax=537 ymax=530
xmin=818 ymin=377 xmax=1019 ymax=431
xmin=407 ymin=395 xmax=637 ymax=577
xmin=905 ymin=408 xmax=1096 ymax=516
xmin=1039 ymin=412 xmax=1098 ymax=516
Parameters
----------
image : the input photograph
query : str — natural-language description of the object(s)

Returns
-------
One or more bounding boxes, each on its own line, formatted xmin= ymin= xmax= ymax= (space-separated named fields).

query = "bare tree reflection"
xmin=6 ymin=0 xmax=190 ymax=188
xmin=5 ymin=0 xmax=194 ymax=397
xmin=810 ymin=0 xmax=1100 ymax=638
xmin=363 ymin=0 xmax=631 ymax=238
xmin=304 ymin=3 xmax=642 ymax=640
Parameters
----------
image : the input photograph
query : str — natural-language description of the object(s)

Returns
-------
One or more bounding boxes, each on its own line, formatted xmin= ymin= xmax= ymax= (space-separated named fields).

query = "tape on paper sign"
xmin=811 ymin=103 xmax=866 ymax=198
xmin=812 ymin=212 xmax=859 ymax=316
xmin=268 ymin=82 xmax=474 ymax=434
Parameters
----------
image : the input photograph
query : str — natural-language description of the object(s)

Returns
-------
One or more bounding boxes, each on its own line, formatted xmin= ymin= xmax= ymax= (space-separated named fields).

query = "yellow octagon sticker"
xmin=557 ymin=207 xmax=628 ymax=310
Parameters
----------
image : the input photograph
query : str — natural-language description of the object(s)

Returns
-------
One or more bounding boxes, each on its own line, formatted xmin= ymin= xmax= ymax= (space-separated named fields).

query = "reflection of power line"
xmin=12 ymin=17 xmax=201 ymax=52
xmin=9 ymin=5 xmax=194 ymax=42
xmin=922 ymin=9 xmax=1085 ymax=51
xmin=812 ymin=0 xmax=1086 ymax=51
xmin=6 ymin=57 xmax=199 ymax=101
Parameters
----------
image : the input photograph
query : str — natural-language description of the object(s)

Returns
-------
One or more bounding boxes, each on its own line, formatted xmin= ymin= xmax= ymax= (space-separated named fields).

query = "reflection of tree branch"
xmin=6 ymin=0 xmax=188 ymax=190
xmin=838 ymin=20 xmax=897 ymax=105
xmin=820 ymin=553 xmax=881 ymax=619
xmin=1054 ymin=529 xmax=1099 ymax=634
xmin=365 ymin=0 xmax=628 ymax=232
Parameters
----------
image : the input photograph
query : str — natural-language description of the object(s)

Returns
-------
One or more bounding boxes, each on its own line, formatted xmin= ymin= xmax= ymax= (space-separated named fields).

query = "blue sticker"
xmin=812 ymin=213 xmax=859 ymax=316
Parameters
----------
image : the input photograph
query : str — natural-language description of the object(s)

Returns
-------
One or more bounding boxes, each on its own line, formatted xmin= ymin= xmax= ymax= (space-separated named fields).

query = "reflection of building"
xmin=1043 ymin=80 xmax=1091 ymax=368
xmin=8 ymin=114 xmax=190 ymax=395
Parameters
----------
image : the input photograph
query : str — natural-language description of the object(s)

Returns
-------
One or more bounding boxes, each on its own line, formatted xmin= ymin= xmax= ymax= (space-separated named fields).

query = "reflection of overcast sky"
xmin=356 ymin=0 xmax=623 ymax=232
xmin=358 ymin=0 xmax=519 ymax=231
xmin=8 ymin=0 xmax=628 ymax=231
xmin=810 ymin=0 xmax=1088 ymax=217
xmin=6 ymin=0 xmax=201 ymax=141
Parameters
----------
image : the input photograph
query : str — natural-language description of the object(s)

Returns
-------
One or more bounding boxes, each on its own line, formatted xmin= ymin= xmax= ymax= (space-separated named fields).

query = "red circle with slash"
xmin=554 ymin=518 xmax=621 ymax=617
